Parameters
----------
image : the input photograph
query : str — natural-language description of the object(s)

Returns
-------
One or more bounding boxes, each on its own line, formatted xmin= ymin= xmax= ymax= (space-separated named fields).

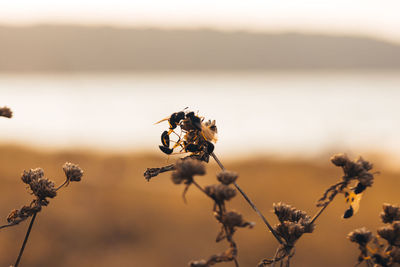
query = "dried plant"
xmin=145 ymin=110 xmax=281 ymax=244
xmin=0 ymin=106 xmax=13 ymax=118
xmin=314 ymin=154 xmax=376 ymax=221
xmin=0 ymin=160 xmax=83 ymax=267
xmin=348 ymin=203 xmax=400 ymax=266
xmin=145 ymin=111 xmax=384 ymax=266
xmin=258 ymin=203 xmax=315 ymax=266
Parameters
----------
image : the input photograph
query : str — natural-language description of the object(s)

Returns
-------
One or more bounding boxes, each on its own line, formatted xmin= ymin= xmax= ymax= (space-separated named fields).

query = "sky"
xmin=1 ymin=0 xmax=400 ymax=42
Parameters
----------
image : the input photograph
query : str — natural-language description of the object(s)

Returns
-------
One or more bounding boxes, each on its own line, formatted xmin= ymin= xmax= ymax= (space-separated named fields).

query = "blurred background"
xmin=1 ymin=1 xmax=400 ymax=266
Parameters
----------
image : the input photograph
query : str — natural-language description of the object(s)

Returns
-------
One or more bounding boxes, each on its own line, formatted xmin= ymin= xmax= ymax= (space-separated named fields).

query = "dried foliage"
xmin=258 ymin=203 xmax=315 ymax=266
xmin=0 ymin=106 xmax=12 ymax=118
xmin=1 ymin=163 xmax=83 ymax=229
xmin=145 ymin=111 xmax=258 ymax=266
xmin=317 ymin=154 xmax=376 ymax=219
xmin=348 ymin=203 xmax=400 ymax=266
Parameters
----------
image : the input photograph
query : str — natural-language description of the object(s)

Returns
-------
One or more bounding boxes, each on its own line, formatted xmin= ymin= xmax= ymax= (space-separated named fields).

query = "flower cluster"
xmin=152 ymin=158 xmax=253 ymax=267
xmin=317 ymin=154 xmax=375 ymax=219
xmin=348 ymin=203 xmax=400 ymax=266
xmin=1 ymin=163 xmax=83 ymax=229
xmin=258 ymin=203 xmax=315 ymax=266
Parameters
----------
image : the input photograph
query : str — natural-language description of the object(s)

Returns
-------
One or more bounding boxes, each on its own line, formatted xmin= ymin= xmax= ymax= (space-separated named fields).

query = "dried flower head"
xmin=0 ymin=106 xmax=12 ymax=118
xmin=273 ymin=202 xmax=315 ymax=235
xmin=380 ymin=203 xmax=400 ymax=224
xmin=171 ymin=158 xmax=206 ymax=184
xmin=317 ymin=154 xmax=375 ymax=221
xmin=377 ymin=222 xmax=400 ymax=247
xmin=21 ymin=168 xmax=45 ymax=184
xmin=216 ymin=171 xmax=238 ymax=185
xmin=63 ymin=162 xmax=84 ymax=184
xmin=205 ymin=184 xmax=236 ymax=203
xmin=29 ymin=178 xmax=57 ymax=200
xmin=348 ymin=227 xmax=373 ymax=247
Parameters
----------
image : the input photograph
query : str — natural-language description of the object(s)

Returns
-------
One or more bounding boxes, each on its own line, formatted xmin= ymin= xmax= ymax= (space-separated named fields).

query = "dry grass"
xmin=0 ymin=145 xmax=399 ymax=266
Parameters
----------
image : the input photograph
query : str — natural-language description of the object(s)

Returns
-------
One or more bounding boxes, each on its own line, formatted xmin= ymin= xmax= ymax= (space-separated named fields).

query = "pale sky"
xmin=1 ymin=0 xmax=400 ymax=42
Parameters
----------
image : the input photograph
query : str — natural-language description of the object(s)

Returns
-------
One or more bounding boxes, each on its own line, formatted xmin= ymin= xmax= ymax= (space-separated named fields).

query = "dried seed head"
xmin=331 ymin=153 xmax=350 ymax=167
xmin=377 ymin=222 xmax=400 ymax=246
xmin=205 ymin=184 xmax=236 ymax=202
xmin=6 ymin=203 xmax=41 ymax=224
xmin=219 ymin=211 xmax=254 ymax=229
xmin=171 ymin=158 xmax=206 ymax=184
xmin=189 ymin=260 xmax=208 ymax=267
xmin=217 ymin=171 xmax=238 ymax=185
xmin=380 ymin=203 xmax=400 ymax=224
xmin=21 ymin=168 xmax=44 ymax=184
xmin=0 ymin=106 xmax=12 ymax=118
xmin=63 ymin=162 xmax=83 ymax=183
xmin=29 ymin=178 xmax=57 ymax=200
xmin=348 ymin=227 xmax=373 ymax=246
xmin=273 ymin=202 xmax=314 ymax=233
xmin=274 ymin=221 xmax=305 ymax=246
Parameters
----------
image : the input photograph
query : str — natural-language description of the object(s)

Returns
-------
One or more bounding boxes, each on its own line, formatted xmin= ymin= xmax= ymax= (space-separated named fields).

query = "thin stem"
xmin=192 ymin=180 xmax=207 ymax=195
xmin=233 ymin=258 xmax=239 ymax=267
xmin=14 ymin=212 xmax=37 ymax=267
xmin=211 ymin=152 xmax=284 ymax=245
xmin=310 ymin=203 xmax=329 ymax=225
xmin=56 ymin=180 xmax=68 ymax=191
xmin=271 ymin=246 xmax=281 ymax=267
xmin=0 ymin=222 xmax=18 ymax=230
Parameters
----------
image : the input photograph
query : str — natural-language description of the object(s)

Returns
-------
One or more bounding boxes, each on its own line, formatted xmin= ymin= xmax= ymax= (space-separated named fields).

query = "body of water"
xmin=1 ymin=71 xmax=400 ymax=160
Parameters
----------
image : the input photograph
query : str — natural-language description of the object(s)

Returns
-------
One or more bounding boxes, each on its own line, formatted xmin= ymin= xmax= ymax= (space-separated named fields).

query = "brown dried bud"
xmin=217 ymin=171 xmax=238 ymax=185
xmin=274 ymin=221 xmax=304 ymax=246
xmin=21 ymin=168 xmax=44 ymax=184
xmin=331 ymin=153 xmax=349 ymax=167
xmin=380 ymin=203 xmax=400 ymax=224
xmin=63 ymin=162 xmax=83 ymax=183
xmin=219 ymin=211 xmax=254 ymax=229
xmin=205 ymin=184 xmax=236 ymax=202
xmin=0 ymin=107 xmax=12 ymax=118
xmin=377 ymin=222 xmax=400 ymax=246
xmin=348 ymin=227 xmax=372 ymax=246
xmin=171 ymin=158 xmax=206 ymax=184
xmin=356 ymin=156 xmax=373 ymax=171
xmin=29 ymin=178 xmax=57 ymax=200
xmin=273 ymin=202 xmax=314 ymax=233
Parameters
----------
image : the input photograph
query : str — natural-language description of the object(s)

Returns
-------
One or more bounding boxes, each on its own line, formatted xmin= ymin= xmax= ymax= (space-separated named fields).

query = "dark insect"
xmin=155 ymin=110 xmax=218 ymax=157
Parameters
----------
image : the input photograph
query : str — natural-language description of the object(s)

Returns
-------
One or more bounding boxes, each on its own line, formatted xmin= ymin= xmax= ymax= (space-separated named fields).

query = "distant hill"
xmin=1 ymin=25 xmax=400 ymax=71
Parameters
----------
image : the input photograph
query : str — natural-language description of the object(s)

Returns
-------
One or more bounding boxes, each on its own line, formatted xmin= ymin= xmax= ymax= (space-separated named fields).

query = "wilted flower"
xmin=348 ymin=227 xmax=373 ymax=247
xmin=380 ymin=203 xmax=400 ymax=224
xmin=63 ymin=162 xmax=84 ymax=184
xmin=21 ymin=168 xmax=44 ymax=184
xmin=377 ymin=222 xmax=400 ymax=246
xmin=205 ymin=184 xmax=236 ymax=203
xmin=0 ymin=106 xmax=12 ymax=118
xmin=217 ymin=171 xmax=238 ymax=185
xmin=171 ymin=158 xmax=206 ymax=184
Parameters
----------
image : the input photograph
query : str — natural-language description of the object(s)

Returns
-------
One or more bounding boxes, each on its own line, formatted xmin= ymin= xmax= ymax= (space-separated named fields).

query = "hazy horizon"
xmin=2 ymin=25 xmax=400 ymax=72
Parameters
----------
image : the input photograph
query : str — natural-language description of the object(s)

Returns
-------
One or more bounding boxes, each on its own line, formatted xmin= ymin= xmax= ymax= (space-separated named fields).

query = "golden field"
xmin=0 ymin=145 xmax=398 ymax=267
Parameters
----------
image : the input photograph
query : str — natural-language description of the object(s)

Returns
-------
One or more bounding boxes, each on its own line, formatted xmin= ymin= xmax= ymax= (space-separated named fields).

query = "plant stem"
xmin=210 ymin=152 xmax=284 ymax=245
xmin=271 ymin=246 xmax=281 ymax=267
xmin=310 ymin=203 xmax=329 ymax=225
xmin=14 ymin=212 xmax=37 ymax=267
